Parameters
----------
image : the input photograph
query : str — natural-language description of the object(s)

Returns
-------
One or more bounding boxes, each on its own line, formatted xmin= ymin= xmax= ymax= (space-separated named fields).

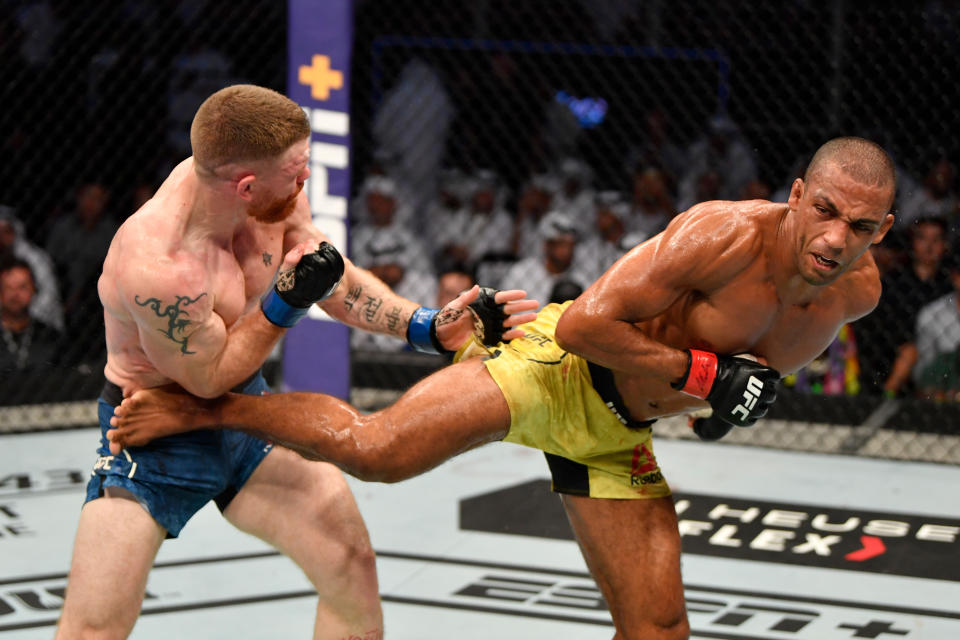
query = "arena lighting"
xmin=554 ymin=90 xmax=609 ymax=128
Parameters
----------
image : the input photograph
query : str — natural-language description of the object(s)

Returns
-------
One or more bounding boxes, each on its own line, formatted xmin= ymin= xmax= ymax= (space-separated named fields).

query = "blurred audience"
xmin=499 ymin=211 xmax=595 ymax=309
xmin=896 ymin=156 xmax=958 ymax=234
xmin=677 ymin=114 xmax=758 ymax=206
xmin=629 ymin=166 xmax=676 ymax=239
xmin=0 ymin=207 xmax=63 ymax=330
xmin=855 ymin=217 xmax=953 ymax=396
xmin=434 ymin=169 xmax=514 ymax=270
xmin=45 ymin=181 xmax=118 ymax=318
xmin=0 ymin=258 xmax=63 ymax=376
xmin=913 ymin=252 xmax=960 ymax=401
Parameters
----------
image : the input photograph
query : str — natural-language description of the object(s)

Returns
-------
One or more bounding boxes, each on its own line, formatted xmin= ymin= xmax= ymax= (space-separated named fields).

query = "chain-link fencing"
xmin=1 ymin=1 xmax=959 ymax=464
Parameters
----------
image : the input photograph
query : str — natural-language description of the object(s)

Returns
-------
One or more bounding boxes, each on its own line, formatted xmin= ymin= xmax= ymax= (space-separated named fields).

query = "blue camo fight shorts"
xmin=84 ymin=374 xmax=274 ymax=537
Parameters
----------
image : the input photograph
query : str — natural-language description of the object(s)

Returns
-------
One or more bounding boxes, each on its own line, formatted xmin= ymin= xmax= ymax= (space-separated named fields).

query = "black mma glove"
xmin=407 ymin=286 xmax=513 ymax=354
xmin=671 ymin=349 xmax=779 ymax=427
xmin=261 ymin=242 xmax=344 ymax=327
xmin=467 ymin=286 xmax=511 ymax=346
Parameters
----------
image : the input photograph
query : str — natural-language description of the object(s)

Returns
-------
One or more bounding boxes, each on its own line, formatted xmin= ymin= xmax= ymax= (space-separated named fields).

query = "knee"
xmin=617 ymin=610 xmax=689 ymax=640
xmin=56 ymin=619 xmax=131 ymax=640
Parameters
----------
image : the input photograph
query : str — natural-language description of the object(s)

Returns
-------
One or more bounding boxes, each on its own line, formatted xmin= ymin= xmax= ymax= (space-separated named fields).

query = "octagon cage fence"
xmin=1 ymin=1 xmax=958 ymax=466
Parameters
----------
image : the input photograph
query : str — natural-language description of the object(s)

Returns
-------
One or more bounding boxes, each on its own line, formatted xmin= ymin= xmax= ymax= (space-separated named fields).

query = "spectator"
xmin=350 ymin=176 xmax=432 ymax=277
xmin=434 ymin=260 xmax=475 ymax=309
xmin=0 ymin=258 xmax=63 ymax=391
xmin=629 ymin=166 xmax=676 ymax=239
xmin=351 ymin=174 xmax=416 ymax=228
xmin=424 ymin=168 xmax=469 ymax=256
xmin=577 ymin=191 xmax=631 ymax=277
xmin=624 ymin=106 xmax=687 ymax=190
xmin=551 ymin=157 xmax=596 ymax=231
xmin=677 ymin=114 xmax=758 ymax=205
xmin=896 ymin=156 xmax=958 ymax=233
xmin=45 ymin=181 xmax=118 ymax=316
xmin=0 ymin=206 xmax=63 ymax=330
xmin=499 ymin=211 xmax=595 ymax=309
xmin=434 ymin=169 xmax=514 ymax=270
xmin=855 ymin=216 xmax=953 ymax=395
xmin=512 ymin=173 xmax=557 ymax=261
xmin=913 ymin=252 xmax=960 ymax=401
xmin=372 ymin=59 xmax=454 ymax=217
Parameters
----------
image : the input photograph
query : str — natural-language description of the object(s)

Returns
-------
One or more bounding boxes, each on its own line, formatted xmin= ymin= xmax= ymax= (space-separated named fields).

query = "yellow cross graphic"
xmin=298 ymin=55 xmax=343 ymax=101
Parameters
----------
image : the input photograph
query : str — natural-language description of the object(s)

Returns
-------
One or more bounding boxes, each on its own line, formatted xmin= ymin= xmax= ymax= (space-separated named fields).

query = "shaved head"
xmin=804 ymin=137 xmax=896 ymax=204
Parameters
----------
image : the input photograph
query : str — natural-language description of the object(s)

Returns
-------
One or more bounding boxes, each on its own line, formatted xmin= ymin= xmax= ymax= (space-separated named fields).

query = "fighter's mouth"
xmin=813 ymin=253 xmax=839 ymax=268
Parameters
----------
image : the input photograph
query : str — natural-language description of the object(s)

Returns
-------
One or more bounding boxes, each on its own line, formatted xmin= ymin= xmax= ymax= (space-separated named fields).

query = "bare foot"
xmin=107 ymin=386 xmax=220 ymax=454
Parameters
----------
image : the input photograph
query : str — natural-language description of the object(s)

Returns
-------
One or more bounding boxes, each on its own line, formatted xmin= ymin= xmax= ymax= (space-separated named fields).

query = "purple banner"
xmin=284 ymin=0 xmax=353 ymax=398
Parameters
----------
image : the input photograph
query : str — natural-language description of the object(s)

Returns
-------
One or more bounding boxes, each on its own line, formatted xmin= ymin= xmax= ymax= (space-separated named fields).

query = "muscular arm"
xmin=555 ymin=201 xmax=760 ymax=384
xmin=121 ymin=257 xmax=285 ymax=398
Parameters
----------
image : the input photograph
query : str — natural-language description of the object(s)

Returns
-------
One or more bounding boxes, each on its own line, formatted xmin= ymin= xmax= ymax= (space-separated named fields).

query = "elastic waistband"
xmin=100 ymin=369 xmax=263 ymax=407
xmin=587 ymin=361 xmax=655 ymax=430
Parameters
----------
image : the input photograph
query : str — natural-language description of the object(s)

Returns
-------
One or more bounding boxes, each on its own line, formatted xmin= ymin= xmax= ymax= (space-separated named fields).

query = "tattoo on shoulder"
xmin=134 ymin=293 xmax=208 ymax=355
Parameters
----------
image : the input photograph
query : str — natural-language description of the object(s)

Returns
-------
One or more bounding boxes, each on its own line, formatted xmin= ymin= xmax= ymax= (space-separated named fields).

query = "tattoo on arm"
xmin=262 ymin=252 xmax=272 ymax=266
xmin=361 ymin=295 xmax=383 ymax=324
xmin=343 ymin=285 xmax=361 ymax=312
xmin=385 ymin=306 xmax=403 ymax=333
xmin=134 ymin=293 xmax=208 ymax=355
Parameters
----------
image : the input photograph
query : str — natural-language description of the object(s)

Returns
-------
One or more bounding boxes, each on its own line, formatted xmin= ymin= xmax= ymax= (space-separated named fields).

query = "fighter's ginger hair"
xmin=805 ymin=137 xmax=897 ymax=196
xmin=190 ymin=84 xmax=310 ymax=175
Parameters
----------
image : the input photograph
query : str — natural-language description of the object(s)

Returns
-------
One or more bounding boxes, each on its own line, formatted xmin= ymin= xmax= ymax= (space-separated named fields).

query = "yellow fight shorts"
xmin=469 ymin=301 xmax=671 ymax=500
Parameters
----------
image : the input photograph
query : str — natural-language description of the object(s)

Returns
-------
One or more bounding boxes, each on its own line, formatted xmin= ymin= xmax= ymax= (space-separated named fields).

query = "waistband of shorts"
xmin=586 ymin=360 xmax=655 ymax=430
xmin=100 ymin=369 xmax=263 ymax=407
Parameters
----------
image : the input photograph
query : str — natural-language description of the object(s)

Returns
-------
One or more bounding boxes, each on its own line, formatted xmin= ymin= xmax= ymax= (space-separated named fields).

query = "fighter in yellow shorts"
xmin=479 ymin=301 xmax=670 ymax=499
xmin=107 ymin=136 xmax=896 ymax=639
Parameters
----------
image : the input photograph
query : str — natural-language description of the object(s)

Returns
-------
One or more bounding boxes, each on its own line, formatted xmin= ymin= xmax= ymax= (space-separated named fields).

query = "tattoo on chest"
xmin=262 ymin=252 xmax=272 ymax=266
xmin=134 ymin=293 xmax=208 ymax=355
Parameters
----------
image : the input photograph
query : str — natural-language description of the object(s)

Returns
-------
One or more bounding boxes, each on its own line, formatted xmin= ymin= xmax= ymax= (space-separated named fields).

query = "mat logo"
xmin=455 ymin=574 xmax=606 ymax=610
xmin=0 ymin=469 xmax=86 ymax=496
xmin=452 ymin=575 xmax=916 ymax=638
xmin=674 ymin=494 xmax=960 ymax=581
xmin=0 ymin=585 xmax=66 ymax=616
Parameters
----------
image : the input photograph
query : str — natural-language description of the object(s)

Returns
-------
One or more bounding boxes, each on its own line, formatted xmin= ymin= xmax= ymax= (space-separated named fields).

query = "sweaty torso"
xmin=609 ymin=202 xmax=867 ymax=421
xmin=99 ymin=160 xmax=288 ymax=390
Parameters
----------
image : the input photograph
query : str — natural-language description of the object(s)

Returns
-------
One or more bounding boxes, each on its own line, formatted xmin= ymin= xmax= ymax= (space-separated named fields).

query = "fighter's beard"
xmin=250 ymin=185 xmax=302 ymax=224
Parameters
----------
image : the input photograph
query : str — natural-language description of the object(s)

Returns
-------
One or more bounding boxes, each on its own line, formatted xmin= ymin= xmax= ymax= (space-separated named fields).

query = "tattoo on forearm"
xmin=361 ymin=295 xmax=383 ymax=324
xmin=134 ymin=293 xmax=208 ymax=354
xmin=385 ymin=306 xmax=403 ymax=333
xmin=343 ymin=285 xmax=361 ymax=312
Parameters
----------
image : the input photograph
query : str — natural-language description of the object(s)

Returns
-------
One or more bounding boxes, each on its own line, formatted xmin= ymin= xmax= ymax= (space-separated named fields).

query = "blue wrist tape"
xmin=407 ymin=307 xmax=442 ymax=354
xmin=261 ymin=289 xmax=310 ymax=328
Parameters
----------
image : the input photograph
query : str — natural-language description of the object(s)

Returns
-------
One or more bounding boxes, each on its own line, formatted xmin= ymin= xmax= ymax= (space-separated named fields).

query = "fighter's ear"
xmin=234 ymin=173 xmax=256 ymax=201
xmin=872 ymin=213 xmax=896 ymax=245
xmin=787 ymin=178 xmax=804 ymax=209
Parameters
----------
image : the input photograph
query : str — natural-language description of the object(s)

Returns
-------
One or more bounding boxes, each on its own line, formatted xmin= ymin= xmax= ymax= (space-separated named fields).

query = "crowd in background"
xmin=2 ymin=0 xmax=960 ymax=406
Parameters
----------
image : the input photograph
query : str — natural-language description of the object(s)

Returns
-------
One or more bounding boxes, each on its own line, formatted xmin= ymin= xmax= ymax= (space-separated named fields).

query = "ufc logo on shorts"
xmin=731 ymin=376 xmax=763 ymax=421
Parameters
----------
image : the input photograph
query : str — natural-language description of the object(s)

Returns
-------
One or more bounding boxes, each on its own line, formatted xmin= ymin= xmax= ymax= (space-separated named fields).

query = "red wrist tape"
xmin=679 ymin=349 xmax=718 ymax=399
